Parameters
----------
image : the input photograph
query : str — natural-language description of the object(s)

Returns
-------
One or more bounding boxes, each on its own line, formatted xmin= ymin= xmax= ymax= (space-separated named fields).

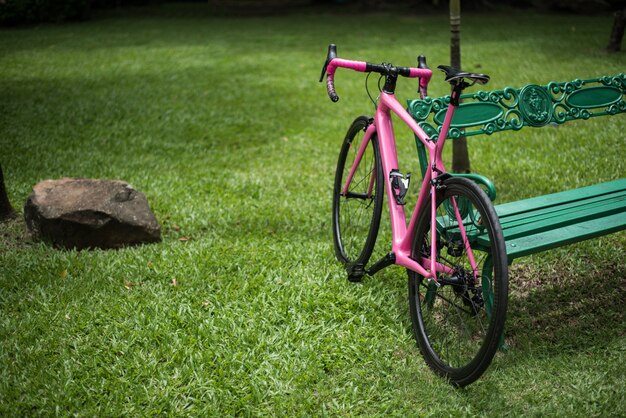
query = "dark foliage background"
xmin=1 ymin=0 xmax=623 ymax=26
xmin=0 ymin=0 xmax=92 ymax=24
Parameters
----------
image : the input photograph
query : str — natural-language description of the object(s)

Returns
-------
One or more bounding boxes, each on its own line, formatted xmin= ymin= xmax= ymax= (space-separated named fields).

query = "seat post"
xmin=450 ymin=81 xmax=467 ymax=106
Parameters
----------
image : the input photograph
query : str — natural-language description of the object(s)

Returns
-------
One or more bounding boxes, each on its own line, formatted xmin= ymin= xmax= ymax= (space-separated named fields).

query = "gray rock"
xmin=24 ymin=178 xmax=161 ymax=250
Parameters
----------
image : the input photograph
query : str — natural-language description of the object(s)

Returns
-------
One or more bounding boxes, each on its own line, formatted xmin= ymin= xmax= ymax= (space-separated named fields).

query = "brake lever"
xmin=319 ymin=44 xmax=337 ymax=82
xmin=319 ymin=60 xmax=329 ymax=83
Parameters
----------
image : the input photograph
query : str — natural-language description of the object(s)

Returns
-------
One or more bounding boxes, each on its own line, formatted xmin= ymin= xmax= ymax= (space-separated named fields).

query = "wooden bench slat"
xmin=494 ymin=178 xmax=626 ymax=217
xmin=443 ymin=190 xmax=619 ymax=229
xmin=498 ymin=189 xmax=625 ymax=225
xmin=500 ymin=191 xmax=626 ymax=229
xmin=501 ymin=212 xmax=626 ymax=259
xmin=499 ymin=194 xmax=626 ymax=241
xmin=498 ymin=191 xmax=625 ymax=230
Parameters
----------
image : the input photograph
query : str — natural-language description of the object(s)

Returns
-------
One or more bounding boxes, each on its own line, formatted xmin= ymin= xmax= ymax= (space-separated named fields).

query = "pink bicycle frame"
xmin=343 ymin=79 xmax=477 ymax=283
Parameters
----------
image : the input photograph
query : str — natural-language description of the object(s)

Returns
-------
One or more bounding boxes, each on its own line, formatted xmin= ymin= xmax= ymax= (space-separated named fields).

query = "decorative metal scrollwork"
xmin=407 ymin=73 xmax=625 ymax=139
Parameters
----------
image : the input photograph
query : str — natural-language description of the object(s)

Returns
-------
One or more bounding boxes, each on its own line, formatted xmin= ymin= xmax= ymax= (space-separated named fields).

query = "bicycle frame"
xmin=344 ymin=87 xmax=477 ymax=283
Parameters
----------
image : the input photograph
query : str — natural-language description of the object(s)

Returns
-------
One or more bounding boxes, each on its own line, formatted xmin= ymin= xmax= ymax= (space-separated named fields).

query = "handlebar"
xmin=319 ymin=44 xmax=432 ymax=102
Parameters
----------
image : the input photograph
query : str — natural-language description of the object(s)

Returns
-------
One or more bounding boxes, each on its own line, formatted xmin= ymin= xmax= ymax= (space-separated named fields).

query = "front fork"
xmin=429 ymin=181 xmax=440 ymax=285
xmin=426 ymin=173 xmax=479 ymax=286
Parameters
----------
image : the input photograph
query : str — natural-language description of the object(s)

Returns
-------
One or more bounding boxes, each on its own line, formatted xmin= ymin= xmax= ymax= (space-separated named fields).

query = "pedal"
xmin=390 ymin=169 xmax=411 ymax=205
xmin=346 ymin=262 xmax=365 ymax=283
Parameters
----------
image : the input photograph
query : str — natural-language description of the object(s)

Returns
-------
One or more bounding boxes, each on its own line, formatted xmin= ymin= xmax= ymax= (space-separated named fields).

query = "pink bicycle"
xmin=320 ymin=44 xmax=508 ymax=386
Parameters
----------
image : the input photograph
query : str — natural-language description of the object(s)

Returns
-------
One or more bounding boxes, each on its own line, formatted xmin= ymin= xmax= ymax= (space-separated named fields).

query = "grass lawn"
xmin=1 ymin=3 xmax=625 ymax=416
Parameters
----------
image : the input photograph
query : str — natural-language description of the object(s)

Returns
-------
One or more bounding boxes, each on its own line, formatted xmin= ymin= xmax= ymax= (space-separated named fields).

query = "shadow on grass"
xmin=505 ymin=250 xmax=626 ymax=355
xmin=382 ymin=239 xmax=626 ymax=377
xmin=0 ymin=216 xmax=35 ymax=251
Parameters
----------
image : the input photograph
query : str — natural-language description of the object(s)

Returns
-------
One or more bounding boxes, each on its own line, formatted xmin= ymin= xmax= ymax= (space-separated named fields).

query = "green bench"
xmin=407 ymin=73 xmax=626 ymax=264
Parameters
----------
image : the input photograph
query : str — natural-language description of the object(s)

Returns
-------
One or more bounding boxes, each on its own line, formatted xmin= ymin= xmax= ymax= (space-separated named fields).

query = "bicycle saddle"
xmin=437 ymin=65 xmax=490 ymax=86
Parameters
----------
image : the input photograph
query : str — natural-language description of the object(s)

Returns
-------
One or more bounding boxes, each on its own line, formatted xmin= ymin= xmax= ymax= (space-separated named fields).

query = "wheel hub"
xmin=449 ymin=267 xmax=484 ymax=316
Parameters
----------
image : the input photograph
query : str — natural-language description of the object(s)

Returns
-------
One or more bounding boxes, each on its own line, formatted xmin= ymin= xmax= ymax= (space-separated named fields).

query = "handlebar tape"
xmin=321 ymin=44 xmax=340 ymax=101
xmin=326 ymin=75 xmax=339 ymax=102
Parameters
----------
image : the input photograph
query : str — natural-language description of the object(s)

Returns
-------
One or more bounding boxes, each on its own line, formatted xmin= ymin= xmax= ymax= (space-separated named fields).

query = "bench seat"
xmin=476 ymin=178 xmax=626 ymax=261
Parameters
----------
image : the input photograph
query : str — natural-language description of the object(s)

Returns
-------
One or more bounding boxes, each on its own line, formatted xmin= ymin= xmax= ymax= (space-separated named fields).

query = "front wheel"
xmin=408 ymin=176 xmax=508 ymax=387
xmin=332 ymin=116 xmax=383 ymax=280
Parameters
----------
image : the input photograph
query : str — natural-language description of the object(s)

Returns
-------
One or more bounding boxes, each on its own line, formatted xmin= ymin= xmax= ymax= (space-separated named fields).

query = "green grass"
xmin=1 ymin=3 xmax=625 ymax=416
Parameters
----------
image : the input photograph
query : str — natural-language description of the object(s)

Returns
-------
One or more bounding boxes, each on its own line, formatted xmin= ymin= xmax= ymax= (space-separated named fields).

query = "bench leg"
xmin=482 ymin=255 xmax=508 ymax=352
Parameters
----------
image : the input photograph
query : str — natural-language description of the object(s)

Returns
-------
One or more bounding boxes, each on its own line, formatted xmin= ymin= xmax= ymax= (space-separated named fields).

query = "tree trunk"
xmin=0 ymin=163 xmax=16 ymax=221
xmin=607 ymin=9 xmax=626 ymax=52
xmin=450 ymin=0 xmax=470 ymax=174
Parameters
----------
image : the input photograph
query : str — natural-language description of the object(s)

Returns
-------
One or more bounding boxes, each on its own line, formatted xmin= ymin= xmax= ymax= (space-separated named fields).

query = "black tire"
xmin=332 ymin=116 xmax=384 ymax=278
xmin=408 ymin=176 xmax=508 ymax=387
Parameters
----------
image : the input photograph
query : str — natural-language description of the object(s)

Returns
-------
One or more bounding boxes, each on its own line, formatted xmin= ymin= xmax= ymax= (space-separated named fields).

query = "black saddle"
xmin=437 ymin=65 xmax=490 ymax=86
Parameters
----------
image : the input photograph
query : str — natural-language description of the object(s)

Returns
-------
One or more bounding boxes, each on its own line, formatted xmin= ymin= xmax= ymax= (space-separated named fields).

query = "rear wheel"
xmin=332 ymin=116 xmax=383 ymax=281
xmin=408 ymin=176 xmax=508 ymax=386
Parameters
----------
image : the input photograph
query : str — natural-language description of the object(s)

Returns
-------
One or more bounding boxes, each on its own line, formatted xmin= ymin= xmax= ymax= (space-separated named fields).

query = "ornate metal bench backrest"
xmin=407 ymin=74 xmax=626 ymax=141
